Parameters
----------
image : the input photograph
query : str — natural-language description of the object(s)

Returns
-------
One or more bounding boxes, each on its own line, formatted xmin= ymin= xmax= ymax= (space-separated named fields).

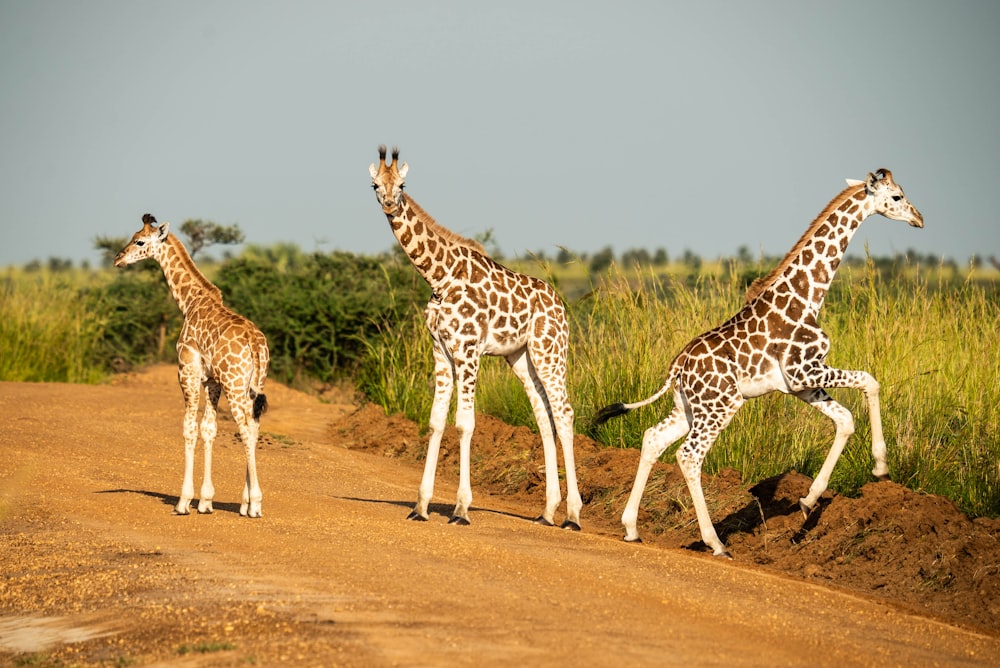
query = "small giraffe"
xmin=369 ymin=146 xmax=583 ymax=529
xmin=114 ymin=214 xmax=270 ymax=517
xmin=594 ymin=169 xmax=923 ymax=557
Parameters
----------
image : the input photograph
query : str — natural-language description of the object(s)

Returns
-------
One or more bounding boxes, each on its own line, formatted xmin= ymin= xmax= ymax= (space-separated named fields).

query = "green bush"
xmin=86 ymin=271 xmax=182 ymax=371
xmin=216 ymin=251 xmax=427 ymax=385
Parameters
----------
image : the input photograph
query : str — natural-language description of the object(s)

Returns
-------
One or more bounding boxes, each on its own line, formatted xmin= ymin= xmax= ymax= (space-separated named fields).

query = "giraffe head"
xmin=114 ymin=213 xmax=170 ymax=267
xmin=848 ymin=169 xmax=924 ymax=228
xmin=369 ymin=145 xmax=408 ymax=216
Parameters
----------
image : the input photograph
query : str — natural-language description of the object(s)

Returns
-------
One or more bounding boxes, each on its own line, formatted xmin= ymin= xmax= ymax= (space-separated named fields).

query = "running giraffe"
xmin=369 ymin=146 xmax=582 ymax=529
xmin=594 ymin=169 xmax=923 ymax=557
xmin=114 ymin=214 xmax=270 ymax=517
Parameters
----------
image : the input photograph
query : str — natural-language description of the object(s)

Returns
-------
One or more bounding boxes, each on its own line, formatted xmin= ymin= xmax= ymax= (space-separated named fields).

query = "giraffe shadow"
xmin=333 ymin=496 xmax=537 ymax=523
xmin=688 ymin=473 xmax=829 ymax=551
xmin=95 ymin=489 xmax=243 ymax=515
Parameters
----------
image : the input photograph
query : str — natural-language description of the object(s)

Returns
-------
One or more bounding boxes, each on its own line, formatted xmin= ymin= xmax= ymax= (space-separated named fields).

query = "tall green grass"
xmin=362 ymin=262 xmax=1000 ymax=517
xmin=0 ymin=270 xmax=108 ymax=383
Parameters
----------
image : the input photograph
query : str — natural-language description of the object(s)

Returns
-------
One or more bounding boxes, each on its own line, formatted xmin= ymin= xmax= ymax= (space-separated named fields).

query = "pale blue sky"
xmin=1 ymin=1 xmax=997 ymax=268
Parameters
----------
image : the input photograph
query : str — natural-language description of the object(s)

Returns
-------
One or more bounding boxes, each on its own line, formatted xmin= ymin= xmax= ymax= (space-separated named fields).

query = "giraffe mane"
xmin=163 ymin=233 xmax=224 ymax=302
xmin=403 ymin=194 xmax=486 ymax=255
xmin=744 ymin=182 xmax=866 ymax=303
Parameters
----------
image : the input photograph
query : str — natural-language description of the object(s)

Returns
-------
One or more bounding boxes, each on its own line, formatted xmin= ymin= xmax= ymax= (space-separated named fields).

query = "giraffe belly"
xmin=738 ymin=364 xmax=791 ymax=398
xmin=482 ymin=335 xmax=524 ymax=357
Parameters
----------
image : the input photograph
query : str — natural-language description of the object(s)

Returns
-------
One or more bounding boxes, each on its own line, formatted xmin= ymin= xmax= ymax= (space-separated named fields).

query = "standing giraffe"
xmin=594 ymin=169 xmax=923 ymax=557
xmin=369 ymin=146 xmax=582 ymax=529
xmin=114 ymin=214 xmax=269 ymax=517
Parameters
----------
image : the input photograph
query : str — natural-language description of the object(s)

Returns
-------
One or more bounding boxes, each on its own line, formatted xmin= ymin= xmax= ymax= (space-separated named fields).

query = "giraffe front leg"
xmin=176 ymin=369 xmax=201 ymax=515
xmin=409 ymin=344 xmax=454 ymax=522
xmin=197 ymin=382 xmax=221 ymax=514
xmin=861 ymin=374 xmax=890 ymax=481
xmin=795 ymin=389 xmax=855 ymax=515
xmin=449 ymin=356 xmax=479 ymax=526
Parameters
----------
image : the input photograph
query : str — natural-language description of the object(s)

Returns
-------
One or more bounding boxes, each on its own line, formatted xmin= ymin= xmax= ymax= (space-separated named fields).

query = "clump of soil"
xmin=334 ymin=403 xmax=1000 ymax=633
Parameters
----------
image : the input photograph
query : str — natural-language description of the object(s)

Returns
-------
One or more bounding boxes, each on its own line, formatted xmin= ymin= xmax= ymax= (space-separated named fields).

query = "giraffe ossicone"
xmin=370 ymin=145 xmax=583 ymax=530
xmin=114 ymin=214 xmax=270 ymax=518
xmin=594 ymin=168 xmax=923 ymax=558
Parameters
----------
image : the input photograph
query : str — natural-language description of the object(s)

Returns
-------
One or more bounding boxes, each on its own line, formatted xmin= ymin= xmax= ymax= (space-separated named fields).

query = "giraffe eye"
xmin=135 ymin=241 xmax=145 ymax=247
xmin=891 ymin=195 xmax=902 ymax=202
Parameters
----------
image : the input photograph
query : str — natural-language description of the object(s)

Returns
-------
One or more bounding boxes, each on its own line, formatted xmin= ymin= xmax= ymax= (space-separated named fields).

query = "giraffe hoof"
xmin=715 ymin=550 xmax=734 ymax=560
xmin=874 ymin=473 xmax=891 ymax=482
xmin=533 ymin=515 xmax=555 ymax=527
xmin=560 ymin=520 xmax=582 ymax=532
xmin=406 ymin=511 xmax=428 ymax=522
xmin=448 ymin=516 xmax=471 ymax=526
xmin=623 ymin=535 xmax=643 ymax=544
xmin=799 ymin=499 xmax=815 ymax=518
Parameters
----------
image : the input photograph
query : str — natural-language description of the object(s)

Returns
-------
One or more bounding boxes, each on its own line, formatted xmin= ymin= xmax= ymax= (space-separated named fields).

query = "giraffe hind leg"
xmin=506 ymin=349 xmax=565 ymax=527
xmin=677 ymin=438 xmax=732 ymax=559
xmin=622 ymin=401 xmax=690 ymax=543
xmin=674 ymin=398 xmax=741 ymax=558
xmin=230 ymin=395 xmax=263 ymax=518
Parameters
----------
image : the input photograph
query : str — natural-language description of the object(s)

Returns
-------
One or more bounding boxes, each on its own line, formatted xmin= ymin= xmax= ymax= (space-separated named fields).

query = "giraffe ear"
xmin=397 ymin=162 xmax=408 ymax=178
xmin=865 ymin=169 xmax=887 ymax=192
xmin=158 ymin=222 xmax=170 ymax=239
xmin=369 ymin=163 xmax=378 ymax=179
xmin=845 ymin=178 xmax=864 ymax=187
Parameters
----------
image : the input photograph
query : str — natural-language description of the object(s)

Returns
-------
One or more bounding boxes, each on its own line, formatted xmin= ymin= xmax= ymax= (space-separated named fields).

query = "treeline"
xmin=508 ymin=244 xmax=982 ymax=276
xmin=19 ymin=241 xmax=992 ymax=277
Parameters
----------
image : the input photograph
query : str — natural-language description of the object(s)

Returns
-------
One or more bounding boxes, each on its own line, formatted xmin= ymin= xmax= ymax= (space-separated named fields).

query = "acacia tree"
xmin=179 ymin=219 xmax=244 ymax=259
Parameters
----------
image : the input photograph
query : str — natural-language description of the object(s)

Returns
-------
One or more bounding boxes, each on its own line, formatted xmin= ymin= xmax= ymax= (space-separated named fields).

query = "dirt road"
xmin=2 ymin=367 xmax=998 ymax=665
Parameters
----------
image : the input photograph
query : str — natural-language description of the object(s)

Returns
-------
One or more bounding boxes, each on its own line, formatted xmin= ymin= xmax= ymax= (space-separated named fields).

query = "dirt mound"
xmin=335 ymin=403 xmax=1000 ymax=633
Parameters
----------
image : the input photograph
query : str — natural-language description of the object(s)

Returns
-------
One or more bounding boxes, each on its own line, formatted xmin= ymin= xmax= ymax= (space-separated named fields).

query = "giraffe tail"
xmin=252 ymin=392 xmax=268 ymax=421
xmin=250 ymin=338 xmax=270 ymax=422
xmin=591 ymin=368 xmax=678 ymax=427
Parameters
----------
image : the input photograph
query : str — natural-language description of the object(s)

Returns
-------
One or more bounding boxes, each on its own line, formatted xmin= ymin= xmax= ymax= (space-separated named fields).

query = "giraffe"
xmin=114 ymin=214 xmax=270 ymax=518
xmin=594 ymin=169 xmax=923 ymax=557
xmin=369 ymin=146 xmax=582 ymax=529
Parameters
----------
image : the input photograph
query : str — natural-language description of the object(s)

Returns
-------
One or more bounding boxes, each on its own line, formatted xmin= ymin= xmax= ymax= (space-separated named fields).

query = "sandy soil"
xmin=1 ymin=364 xmax=998 ymax=666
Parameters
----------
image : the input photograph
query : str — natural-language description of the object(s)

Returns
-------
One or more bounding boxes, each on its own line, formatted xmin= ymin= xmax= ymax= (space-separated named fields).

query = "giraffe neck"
xmin=747 ymin=184 xmax=874 ymax=309
xmin=153 ymin=234 xmax=223 ymax=314
xmin=386 ymin=194 xmax=486 ymax=290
